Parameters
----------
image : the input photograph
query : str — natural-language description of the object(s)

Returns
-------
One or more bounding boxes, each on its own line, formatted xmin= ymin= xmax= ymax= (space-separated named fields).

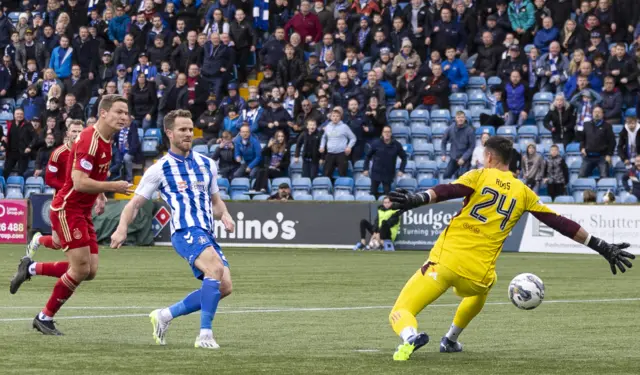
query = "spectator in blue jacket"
xmin=201 ymin=33 xmax=232 ymax=101
xmin=441 ymin=111 xmax=476 ymax=179
xmin=222 ymin=105 xmax=243 ymax=136
xmin=363 ymin=126 xmax=407 ymax=198
xmin=131 ymin=53 xmax=158 ymax=84
xmin=206 ymin=0 xmax=237 ymax=25
xmin=233 ymin=124 xmax=262 ymax=178
xmin=49 ymin=36 xmax=73 ymax=79
xmin=441 ymin=47 xmax=468 ymax=92
xmin=20 ymin=85 xmax=45 ymax=121
xmin=504 ymin=70 xmax=532 ymax=126
xmin=110 ymin=120 xmax=141 ymax=183
xmin=108 ymin=4 xmax=130 ymax=47
xmin=533 ymin=17 xmax=558 ymax=54
xmin=564 ymin=60 xmax=603 ymax=98
xmin=508 ymin=0 xmax=536 ymax=45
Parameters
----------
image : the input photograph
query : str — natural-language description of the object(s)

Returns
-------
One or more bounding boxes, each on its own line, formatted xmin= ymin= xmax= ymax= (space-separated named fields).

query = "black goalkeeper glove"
xmin=388 ymin=188 xmax=431 ymax=211
xmin=587 ymin=236 xmax=635 ymax=275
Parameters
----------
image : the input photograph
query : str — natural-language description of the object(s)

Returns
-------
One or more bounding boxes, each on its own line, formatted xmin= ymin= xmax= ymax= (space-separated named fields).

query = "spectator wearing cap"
xmin=110 ymin=118 xmax=141 ymax=183
xmin=97 ymin=51 xmax=116 ymax=88
xmin=533 ymin=16 xmax=559 ymax=54
xmin=577 ymin=14 xmax=603 ymax=50
xmin=416 ymin=63 xmax=450 ymax=111
xmin=315 ymin=33 xmax=345 ymax=64
xmin=428 ymin=7 xmax=467 ymax=56
xmin=213 ymin=130 xmax=240 ymax=179
xmin=372 ymin=48 xmax=395 ymax=82
xmin=471 ymin=31 xmax=500 ymax=78
xmin=108 ymin=4 xmax=130 ymax=47
xmin=600 ymin=75 xmax=623 ymax=125
xmin=193 ymin=98 xmax=222 ymax=146
xmin=542 ymin=93 xmax=576 ymax=146
xmin=220 ymin=83 xmax=247 ymax=115
xmin=15 ymin=29 xmax=47 ymax=73
xmin=229 ymin=9 xmax=257 ymax=84
xmin=585 ymin=30 xmax=608 ymax=61
xmin=20 ymin=85 xmax=45 ymax=121
xmin=129 ymin=74 xmax=157 ymax=130
xmin=112 ymin=64 xmax=129 ymax=95
xmin=618 ymin=116 xmax=640 ymax=166
xmin=63 ymin=64 xmax=91 ymax=107
xmin=606 ymin=43 xmax=639 ymax=107
xmin=171 ymin=30 xmax=203 ymax=74
xmin=254 ymin=129 xmax=291 ymax=192
xmin=72 ymin=26 xmax=99 ymax=80
xmin=441 ymin=111 xmax=475 ymax=179
xmin=320 ymin=107 xmax=356 ymax=178
xmin=113 ymin=35 xmax=139 ymax=77
xmin=260 ymin=28 xmax=286 ymax=69
xmin=312 ymin=0 xmax=335 ymax=34
xmin=277 ymin=44 xmax=307 ymax=91
xmin=563 ymin=61 xmax=603 ymax=99
xmin=222 ymin=104 xmax=243 ymax=137
xmin=508 ymin=0 xmax=535 ymax=45
xmin=504 ymin=70 xmax=531 ymax=126
xmin=267 ymin=183 xmax=294 ymax=201
xmin=394 ymin=62 xmax=420 ymax=111
xmin=476 ymin=14 xmax=506 ymax=47
xmin=392 ymin=39 xmax=421 ymax=81
xmin=284 ymin=1 xmax=322 ymax=45
xmin=233 ymin=124 xmax=262 ymax=178
xmin=258 ymin=97 xmax=293 ymax=142
xmin=201 ymin=33 xmax=233 ymax=100
xmin=241 ymin=97 xmax=264 ymax=133
xmin=363 ymin=125 xmax=407 ymax=198
xmin=497 ymin=44 xmax=526 ymax=82
xmin=536 ymin=41 xmax=569 ymax=92
xmin=579 ymin=105 xmax=615 ymax=178
xmin=442 ymin=47 xmax=468 ymax=92
xmin=131 ymin=52 xmax=158 ymax=84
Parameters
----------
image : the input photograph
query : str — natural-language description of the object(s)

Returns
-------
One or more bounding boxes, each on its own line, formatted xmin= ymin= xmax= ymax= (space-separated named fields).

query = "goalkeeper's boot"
xmin=149 ymin=309 xmax=171 ymax=345
xmin=383 ymin=240 xmax=395 ymax=252
xmin=26 ymin=232 xmax=42 ymax=258
xmin=195 ymin=334 xmax=220 ymax=349
xmin=10 ymin=257 xmax=33 ymax=294
xmin=439 ymin=336 xmax=463 ymax=353
xmin=353 ymin=242 xmax=365 ymax=251
xmin=393 ymin=332 xmax=429 ymax=361
xmin=32 ymin=315 xmax=63 ymax=336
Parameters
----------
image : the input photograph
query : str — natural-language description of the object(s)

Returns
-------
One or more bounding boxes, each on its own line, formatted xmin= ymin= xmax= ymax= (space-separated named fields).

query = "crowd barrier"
xmin=6 ymin=195 xmax=639 ymax=255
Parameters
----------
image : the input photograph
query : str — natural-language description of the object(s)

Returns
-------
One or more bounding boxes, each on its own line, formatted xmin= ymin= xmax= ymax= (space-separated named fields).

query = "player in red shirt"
xmin=10 ymin=95 xmax=133 ymax=335
xmin=23 ymin=121 xmax=85 ymax=255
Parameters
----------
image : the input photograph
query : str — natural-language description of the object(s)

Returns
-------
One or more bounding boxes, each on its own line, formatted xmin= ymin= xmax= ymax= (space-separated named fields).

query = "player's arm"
xmin=212 ymin=191 xmax=235 ymax=233
xmin=388 ymin=170 xmax=479 ymax=210
xmin=72 ymin=169 xmax=132 ymax=194
xmin=44 ymin=155 xmax=65 ymax=191
xmin=527 ymin=195 xmax=635 ymax=275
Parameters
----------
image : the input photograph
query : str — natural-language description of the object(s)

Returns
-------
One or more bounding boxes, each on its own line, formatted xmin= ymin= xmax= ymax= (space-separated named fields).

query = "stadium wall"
xmin=15 ymin=195 xmax=640 ymax=254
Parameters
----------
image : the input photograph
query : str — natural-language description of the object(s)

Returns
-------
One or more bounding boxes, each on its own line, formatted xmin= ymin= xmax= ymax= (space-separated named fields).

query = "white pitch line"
xmin=0 ymin=297 xmax=639 ymax=323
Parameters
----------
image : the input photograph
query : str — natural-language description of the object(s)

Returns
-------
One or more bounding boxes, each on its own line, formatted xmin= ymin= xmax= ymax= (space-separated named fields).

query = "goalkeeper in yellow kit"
xmin=387 ymin=136 xmax=635 ymax=361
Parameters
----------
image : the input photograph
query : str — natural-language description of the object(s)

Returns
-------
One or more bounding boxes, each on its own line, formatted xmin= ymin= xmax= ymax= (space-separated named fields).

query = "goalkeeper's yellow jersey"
xmin=429 ymin=168 xmax=557 ymax=285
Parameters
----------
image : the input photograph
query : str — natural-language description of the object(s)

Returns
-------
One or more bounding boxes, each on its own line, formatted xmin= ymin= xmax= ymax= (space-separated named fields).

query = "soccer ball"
xmin=368 ymin=239 xmax=381 ymax=250
xmin=508 ymin=273 xmax=545 ymax=310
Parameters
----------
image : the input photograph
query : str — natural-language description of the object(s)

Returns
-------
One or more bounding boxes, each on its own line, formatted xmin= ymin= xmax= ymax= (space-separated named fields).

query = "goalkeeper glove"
xmin=587 ymin=236 xmax=635 ymax=275
xmin=388 ymin=188 xmax=431 ymax=211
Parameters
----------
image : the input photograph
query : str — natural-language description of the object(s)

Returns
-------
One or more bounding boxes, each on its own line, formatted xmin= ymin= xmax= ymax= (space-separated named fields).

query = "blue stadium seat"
xmin=271 ymin=177 xmax=292 ymax=192
xmin=533 ymin=92 xmax=554 ymax=104
xmin=292 ymin=177 xmax=311 ymax=194
xmin=209 ymin=144 xmax=219 ymax=155
xmin=353 ymin=160 xmax=366 ymax=179
xmin=25 ymin=176 xmax=44 ymax=197
xmin=596 ymin=178 xmax=617 ymax=192
xmin=6 ymin=191 xmax=23 ymax=199
xmin=539 ymin=195 xmax=552 ymax=203
xmin=487 ymin=76 xmax=502 ymax=87
xmin=533 ymin=104 xmax=550 ymax=121
xmin=410 ymin=124 xmax=431 ymax=146
xmin=252 ymin=194 xmax=269 ymax=200
xmin=409 ymin=109 xmax=430 ymax=125
xmin=335 ymin=194 xmax=355 ymax=201
xmin=8 ymin=12 xmax=19 ymax=24
xmin=467 ymin=76 xmax=486 ymax=91
xmin=193 ymin=144 xmax=210 ymax=156
xmin=517 ymin=125 xmax=538 ymax=144
xmin=468 ymin=92 xmax=486 ymax=111
xmin=470 ymin=108 xmax=491 ymax=127
xmin=334 ymin=177 xmax=354 ymax=196
xmin=294 ymin=193 xmax=313 ymax=201
xmin=416 ymin=160 xmax=438 ymax=180
xmin=356 ymin=194 xmax=376 ymax=201
xmin=388 ymin=109 xmax=409 ymax=126
xmin=496 ymin=126 xmax=516 ymax=140
xmin=554 ymin=195 xmax=575 ymax=203
xmin=314 ymin=193 xmax=334 ymax=201
xmin=6 ymin=176 xmax=24 ymax=196
xmin=418 ymin=178 xmax=439 ymax=190
xmin=565 ymin=142 xmax=581 ymax=153
xmin=402 ymin=144 xmax=414 ymax=159
xmin=143 ymin=129 xmax=163 ymax=157
xmin=430 ymin=109 xmax=451 ymax=125
xmin=623 ymin=195 xmax=638 ymax=203
xmin=476 ymin=126 xmax=496 ymax=136
xmin=217 ymin=177 xmax=230 ymax=194
xmin=231 ymin=193 xmax=250 ymax=200
xmin=571 ymin=178 xmax=596 ymax=193
xmin=612 ymin=124 xmax=623 ymax=135
xmin=401 ymin=160 xmax=416 ymax=177
xmin=539 ymin=126 xmax=553 ymax=147
xmin=625 ymin=108 xmax=636 ymax=118
xmin=392 ymin=125 xmax=411 ymax=144
xmin=312 ymin=176 xmax=333 ymax=196
xmin=413 ymin=143 xmax=435 ymax=163
xmin=289 ymin=159 xmax=303 ymax=179
xmin=396 ymin=177 xmax=417 ymax=192
xmin=449 ymin=93 xmax=468 ymax=113
xmin=230 ymin=177 xmax=250 ymax=193
xmin=44 ymin=185 xmax=55 ymax=194
xmin=355 ymin=176 xmax=371 ymax=196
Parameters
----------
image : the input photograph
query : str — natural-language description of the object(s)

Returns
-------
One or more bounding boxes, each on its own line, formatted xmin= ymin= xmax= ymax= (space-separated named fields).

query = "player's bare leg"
xmin=33 ymin=246 xmax=91 ymax=335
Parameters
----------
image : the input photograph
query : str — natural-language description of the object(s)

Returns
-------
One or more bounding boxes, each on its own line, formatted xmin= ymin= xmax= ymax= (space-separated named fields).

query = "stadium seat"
xmin=612 ymin=124 xmax=624 ymax=135
xmin=467 ymin=76 xmax=486 ymax=91
xmin=230 ymin=177 xmax=250 ymax=194
xmin=533 ymin=92 xmax=554 ymax=104
xmin=292 ymin=177 xmax=311 ymax=194
xmin=231 ymin=193 xmax=250 ymax=200
xmin=314 ymin=193 xmax=334 ymax=201
xmin=418 ymin=178 xmax=439 ymax=190
xmin=471 ymin=108 xmax=491 ymax=127
xmin=533 ymin=104 xmax=549 ymax=121
xmin=517 ymin=125 xmax=538 ymax=144
xmin=596 ymin=178 xmax=617 ymax=192
xmin=6 ymin=191 xmax=23 ymax=199
xmin=217 ymin=177 xmax=230 ymax=194
xmin=430 ymin=109 xmax=451 ymax=127
xmin=416 ymin=161 xmax=438 ymax=180
xmin=334 ymin=177 xmax=354 ymax=196
xmin=402 ymin=144 xmax=414 ymax=159
xmin=143 ymin=129 xmax=162 ymax=157
xmin=44 ymin=185 xmax=55 ymax=194
xmin=294 ymin=193 xmax=313 ymax=201
xmin=624 ymin=195 xmax=638 ymax=203
xmin=25 ymin=176 xmax=44 ymax=197
xmin=468 ymin=92 xmax=486 ymax=112
xmin=252 ymin=194 xmax=269 ymax=200
xmin=193 ymin=144 xmax=210 ymax=156
xmin=289 ymin=159 xmax=304 ymax=179
xmin=388 ymin=109 xmax=409 ymax=126
xmin=355 ymin=176 xmax=371 ymax=196
xmin=476 ymin=126 xmax=496 ymax=137
xmin=413 ymin=143 xmax=435 ymax=163
xmin=539 ymin=195 xmax=552 ymax=203
xmin=219 ymin=192 xmax=230 ymax=200
xmin=353 ymin=160 xmax=366 ymax=179
xmin=487 ymin=76 xmax=502 ymax=87
xmin=409 ymin=109 xmax=430 ymax=126
xmin=449 ymin=93 xmax=468 ymax=113
xmin=6 ymin=176 xmax=24 ymax=196
xmin=410 ymin=124 xmax=431 ymax=146
xmin=539 ymin=126 xmax=553 ymax=147
xmin=554 ymin=195 xmax=575 ymax=203
xmin=271 ymin=177 xmax=292 ymax=192
xmin=496 ymin=126 xmax=516 ymax=140
xmin=571 ymin=178 xmax=596 ymax=194
xmin=356 ymin=194 xmax=376 ymax=201
xmin=335 ymin=194 xmax=355 ymax=201
xmin=396 ymin=177 xmax=417 ymax=192
xmin=392 ymin=125 xmax=411 ymax=144
xmin=312 ymin=176 xmax=333 ymax=196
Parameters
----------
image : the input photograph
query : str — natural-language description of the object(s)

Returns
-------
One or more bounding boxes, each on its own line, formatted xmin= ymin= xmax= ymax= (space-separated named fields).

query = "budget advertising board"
xmin=519 ymin=204 xmax=640 ymax=255
xmin=0 ymin=199 xmax=28 ymax=244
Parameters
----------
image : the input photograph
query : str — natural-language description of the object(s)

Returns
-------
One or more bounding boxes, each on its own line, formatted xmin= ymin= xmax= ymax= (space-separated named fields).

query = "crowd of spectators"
xmin=0 ymin=0 xmax=639 ymax=202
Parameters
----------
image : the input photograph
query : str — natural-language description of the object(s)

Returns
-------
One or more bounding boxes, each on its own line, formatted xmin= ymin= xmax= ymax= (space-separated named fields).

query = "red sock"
xmin=38 ymin=235 xmax=60 ymax=250
xmin=35 ymin=262 xmax=69 ymax=278
xmin=43 ymin=272 xmax=79 ymax=317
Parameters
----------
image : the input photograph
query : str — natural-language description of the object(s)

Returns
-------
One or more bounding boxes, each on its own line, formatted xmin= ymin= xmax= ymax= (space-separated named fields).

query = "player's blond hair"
xmin=97 ymin=94 xmax=128 ymax=114
xmin=164 ymin=109 xmax=193 ymax=131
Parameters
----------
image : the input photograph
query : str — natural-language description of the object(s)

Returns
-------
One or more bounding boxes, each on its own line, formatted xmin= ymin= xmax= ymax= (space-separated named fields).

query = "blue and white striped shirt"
xmin=136 ymin=150 xmax=220 ymax=235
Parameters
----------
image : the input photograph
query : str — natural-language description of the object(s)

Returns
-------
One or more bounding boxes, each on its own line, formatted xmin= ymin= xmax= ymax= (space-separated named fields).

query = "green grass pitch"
xmin=1 ymin=245 xmax=639 ymax=375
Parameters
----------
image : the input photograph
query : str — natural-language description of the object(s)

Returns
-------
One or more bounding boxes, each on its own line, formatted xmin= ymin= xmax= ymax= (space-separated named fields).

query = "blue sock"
xmin=168 ymin=289 xmax=202 ymax=318
xmin=200 ymin=278 xmax=221 ymax=330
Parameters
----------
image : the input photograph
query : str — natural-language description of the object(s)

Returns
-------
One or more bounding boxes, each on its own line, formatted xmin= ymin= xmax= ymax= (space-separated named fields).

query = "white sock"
xmin=400 ymin=326 xmax=418 ymax=343
xmin=28 ymin=262 xmax=38 ymax=276
xmin=159 ymin=308 xmax=173 ymax=322
xmin=38 ymin=312 xmax=53 ymax=321
xmin=445 ymin=324 xmax=463 ymax=342
xmin=199 ymin=329 xmax=213 ymax=338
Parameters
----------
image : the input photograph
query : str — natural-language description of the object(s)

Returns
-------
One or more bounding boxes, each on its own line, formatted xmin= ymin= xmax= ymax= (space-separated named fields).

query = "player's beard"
xmin=173 ymin=138 xmax=192 ymax=154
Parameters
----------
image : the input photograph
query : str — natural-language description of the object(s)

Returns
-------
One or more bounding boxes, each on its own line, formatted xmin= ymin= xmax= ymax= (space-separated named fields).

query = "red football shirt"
xmin=51 ymin=126 xmax=113 ymax=213
xmin=45 ymin=143 xmax=71 ymax=195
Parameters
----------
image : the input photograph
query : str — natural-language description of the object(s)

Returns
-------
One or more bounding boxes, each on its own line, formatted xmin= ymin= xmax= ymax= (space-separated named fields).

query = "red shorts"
xmin=49 ymin=208 xmax=99 ymax=254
